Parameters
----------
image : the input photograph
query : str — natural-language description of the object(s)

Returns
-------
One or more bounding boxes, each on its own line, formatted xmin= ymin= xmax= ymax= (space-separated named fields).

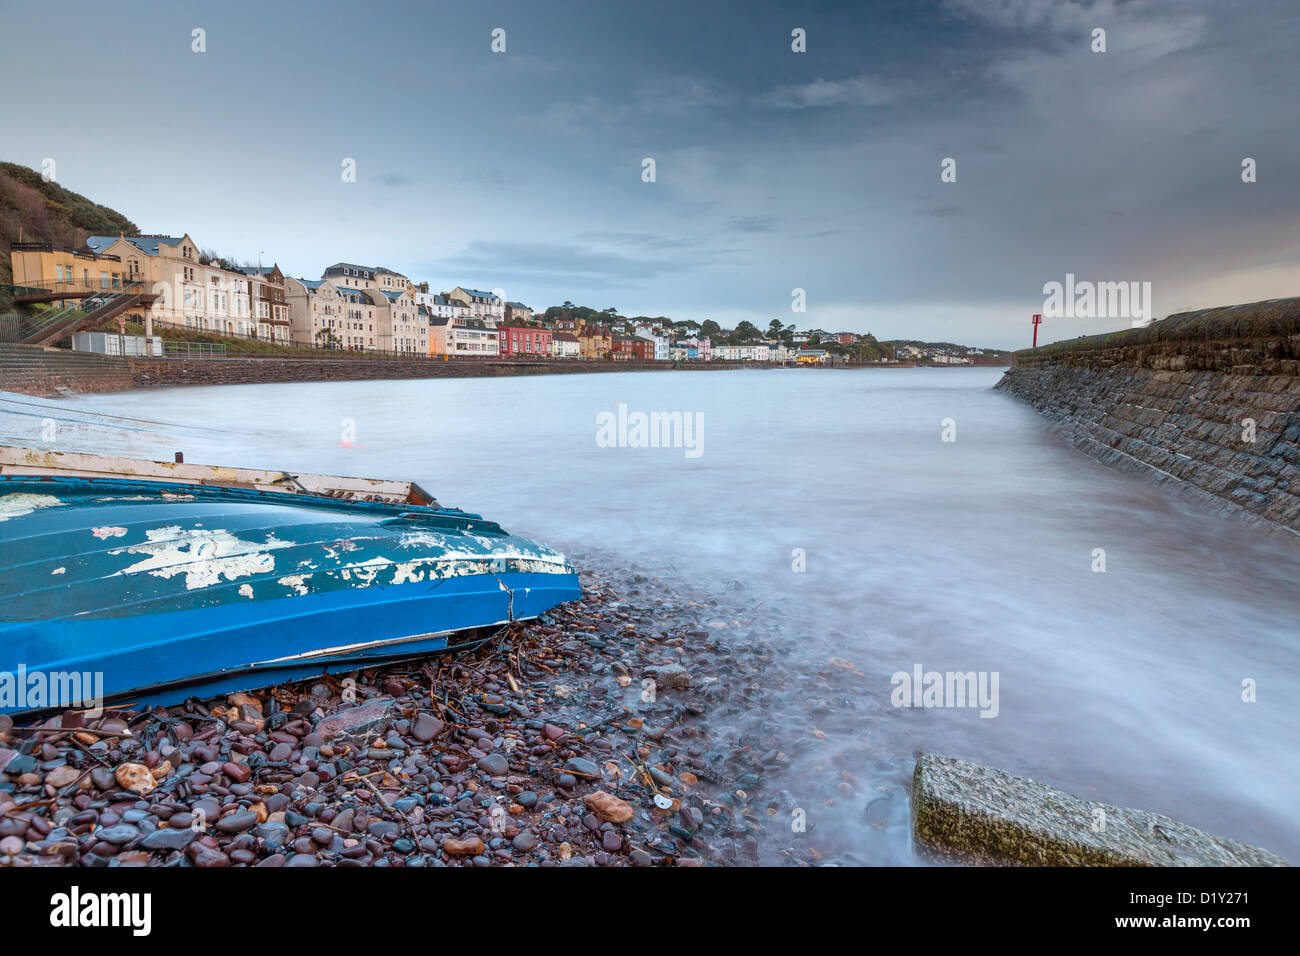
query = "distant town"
xmin=7 ymin=234 xmax=1010 ymax=366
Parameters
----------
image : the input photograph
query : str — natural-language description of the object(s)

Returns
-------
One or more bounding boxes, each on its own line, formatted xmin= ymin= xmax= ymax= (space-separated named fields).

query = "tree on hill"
xmin=725 ymin=320 xmax=762 ymax=344
xmin=0 ymin=161 xmax=138 ymax=296
xmin=699 ymin=319 xmax=720 ymax=340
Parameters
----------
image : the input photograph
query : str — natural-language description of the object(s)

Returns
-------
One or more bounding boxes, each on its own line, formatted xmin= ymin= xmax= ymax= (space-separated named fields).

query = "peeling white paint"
xmin=278 ymin=574 xmax=311 ymax=596
xmin=391 ymin=561 xmax=428 ymax=585
xmin=108 ymin=525 xmax=294 ymax=590
xmin=238 ymin=584 xmax=255 ymax=599
xmin=0 ymin=493 xmax=66 ymax=522
xmin=51 ymin=567 xmax=66 ymax=575
xmin=92 ymin=526 xmax=129 ymax=539
xmin=344 ymin=557 xmax=391 ymax=586
xmin=397 ymin=530 xmax=568 ymax=565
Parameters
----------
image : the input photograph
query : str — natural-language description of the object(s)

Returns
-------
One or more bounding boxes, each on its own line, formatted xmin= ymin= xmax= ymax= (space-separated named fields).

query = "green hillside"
xmin=0 ymin=161 xmax=139 ymax=297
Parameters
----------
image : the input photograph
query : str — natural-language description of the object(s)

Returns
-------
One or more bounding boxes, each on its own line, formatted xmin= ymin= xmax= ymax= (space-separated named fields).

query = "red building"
xmin=609 ymin=334 xmax=656 ymax=361
xmin=630 ymin=335 xmax=655 ymax=361
xmin=498 ymin=325 xmax=552 ymax=358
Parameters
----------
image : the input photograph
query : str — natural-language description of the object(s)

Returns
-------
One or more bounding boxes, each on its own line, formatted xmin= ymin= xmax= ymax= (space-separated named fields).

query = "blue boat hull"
xmin=0 ymin=475 xmax=581 ymax=715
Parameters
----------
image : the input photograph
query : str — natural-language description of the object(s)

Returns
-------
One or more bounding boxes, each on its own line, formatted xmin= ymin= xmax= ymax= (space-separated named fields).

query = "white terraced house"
xmin=428 ymin=316 xmax=500 ymax=357
xmin=414 ymin=290 xmax=462 ymax=321
xmin=448 ymin=287 xmax=504 ymax=326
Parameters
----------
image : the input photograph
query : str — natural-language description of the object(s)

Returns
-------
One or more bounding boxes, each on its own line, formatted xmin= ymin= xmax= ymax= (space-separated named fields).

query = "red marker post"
xmin=1032 ymin=313 xmax=1042 ymax=348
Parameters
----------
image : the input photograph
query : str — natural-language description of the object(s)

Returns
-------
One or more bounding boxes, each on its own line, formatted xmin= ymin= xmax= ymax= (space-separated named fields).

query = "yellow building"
xmin=9 ymin=242 xmax=125 ymax=305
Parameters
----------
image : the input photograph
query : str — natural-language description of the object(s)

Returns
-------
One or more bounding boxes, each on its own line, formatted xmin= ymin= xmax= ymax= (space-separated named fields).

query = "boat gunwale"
xmin=0 ymin=473 xmax=496 ymax=527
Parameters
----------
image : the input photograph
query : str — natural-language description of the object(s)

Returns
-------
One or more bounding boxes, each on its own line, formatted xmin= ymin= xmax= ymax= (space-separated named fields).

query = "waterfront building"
xmin=285 ymin=277 xmax=349 ymax=348
xmin=505 ymin=301 xmax=533 ymax=324
xmin=336 ymin=286 xmax=380 ymax=351
xmin=81 ymin=234 xmax=254 ymax=337
xmin=578 ymin=324 xmax=612 ymax=359
xmin=9 ymin=242 xmax=124 ymax=302
xmin=448 ymin=287 xmax=504 ymax=325
xmin=633 ymin=325 xmax=670 ymax=361
xmin=235 ymin=265 xmax=291 ymax=344
xmin=414 ymin=290 xmax=461 ymax=322
xmin=550 ymin=331 xmax=581 ymax=358
xmin=498 ymin=324 xmax=552 ymax=358
xmin=322 ymin=263 xmax=411 ymax=294
xmin=373 ymin=287 xmax=424 ymax=353
xmin=428 ymin=316 xmax=499 ymax=357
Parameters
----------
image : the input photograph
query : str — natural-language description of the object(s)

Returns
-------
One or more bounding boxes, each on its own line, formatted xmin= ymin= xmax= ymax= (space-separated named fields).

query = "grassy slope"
xmin=1023 ymin=297 xmax=1300 ymax=360
xmin=0 ymin=161 xmax=139 ymax=291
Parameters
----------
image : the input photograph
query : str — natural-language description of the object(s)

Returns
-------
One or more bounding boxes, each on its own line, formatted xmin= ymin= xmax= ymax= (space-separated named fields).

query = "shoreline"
xmin=1 ymin=555 xmax=1287 ymax=867
xmin=0 ymin=562 xmax=811 ymax=867
xmin=0 ymin=344 xmax=1011 ymax=399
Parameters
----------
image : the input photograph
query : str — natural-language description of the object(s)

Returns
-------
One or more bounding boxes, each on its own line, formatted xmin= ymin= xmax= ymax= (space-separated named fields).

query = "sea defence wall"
xmin=0 ymin=346 xmax=767 ymax=398
xmin=123 ymin=355 xmax=679 ymax=390
xmin=0 ymin=344 xmax=135 ymax=395
xmin=995 ymin=297 xmax=1300 ymax=532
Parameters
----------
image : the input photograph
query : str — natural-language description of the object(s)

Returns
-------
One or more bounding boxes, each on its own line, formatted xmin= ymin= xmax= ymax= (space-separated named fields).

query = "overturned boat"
xmin=0 ymin=447 xmax=581 ymax=716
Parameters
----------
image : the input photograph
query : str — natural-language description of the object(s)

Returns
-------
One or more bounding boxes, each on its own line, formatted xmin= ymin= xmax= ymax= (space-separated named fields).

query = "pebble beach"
xmin=0 ymin=558 xmax=899 ymax=867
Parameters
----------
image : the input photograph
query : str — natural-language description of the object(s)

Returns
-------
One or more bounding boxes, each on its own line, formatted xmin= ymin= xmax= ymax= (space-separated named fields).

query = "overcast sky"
xmin=3 ymin=0 xmax=1298 ymax=348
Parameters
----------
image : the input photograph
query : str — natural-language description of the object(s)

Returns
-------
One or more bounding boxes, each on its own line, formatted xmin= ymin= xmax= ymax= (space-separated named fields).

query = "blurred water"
xmin=5 ymin=367 xmax=1297 ymax=862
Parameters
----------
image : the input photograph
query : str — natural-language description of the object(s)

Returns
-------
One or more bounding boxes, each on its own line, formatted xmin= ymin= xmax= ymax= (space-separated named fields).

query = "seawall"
xmin=995 ymin=297 xmax=1300 ymax=532
xmin=0 ymin=345 xmax=761 ymax=398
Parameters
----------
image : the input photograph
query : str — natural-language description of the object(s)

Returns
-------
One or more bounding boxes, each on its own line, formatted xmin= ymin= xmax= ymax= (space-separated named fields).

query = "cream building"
xmin=337 ymin=287 xmax=380 ymax=350
xmin=323 ymin=262 xmax=412 ymax=294
xmin=285 ymin=278 xmax=354 ymax=348
xmin=427 ymin=315 xmax=500 ymax=357
xmin=375 ymin=288 xmax=424 ymax=353
xmin=448 ymin=287 xmax=504 ymax=325
xmin=84 ymin=234 xmax=253 ymax=336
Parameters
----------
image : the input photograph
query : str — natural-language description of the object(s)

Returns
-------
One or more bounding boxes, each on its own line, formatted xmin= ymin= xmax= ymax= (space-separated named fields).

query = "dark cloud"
xmin=6 ymin=0 xmax=1298 ymax=348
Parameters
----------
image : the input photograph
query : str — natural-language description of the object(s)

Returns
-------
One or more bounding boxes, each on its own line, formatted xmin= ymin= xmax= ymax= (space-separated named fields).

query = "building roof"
xmin=87 ymin=235 xmax=184 ymax=256
xmin=458 ymin=287 xmax=500 ymax=301
xmin=507 ymin=301 xmax=530 ymax=310
xmin=552 ymin=332 xmax=579 ymax=342
xmin=323 ymin=262 xmax=375 ymax=277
